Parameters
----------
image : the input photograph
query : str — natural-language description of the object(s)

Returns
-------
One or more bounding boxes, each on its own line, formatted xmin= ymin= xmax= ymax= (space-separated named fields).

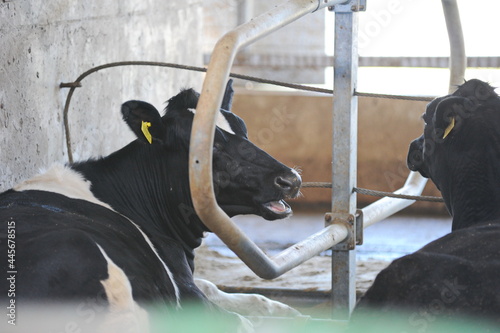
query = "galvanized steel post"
xmin=329 ymin=0 xmax=363 ymax=319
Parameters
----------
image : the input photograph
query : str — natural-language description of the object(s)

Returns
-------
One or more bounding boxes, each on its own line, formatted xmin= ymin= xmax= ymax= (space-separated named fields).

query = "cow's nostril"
xmin=275 ymin=176 xmax=293 ymax=190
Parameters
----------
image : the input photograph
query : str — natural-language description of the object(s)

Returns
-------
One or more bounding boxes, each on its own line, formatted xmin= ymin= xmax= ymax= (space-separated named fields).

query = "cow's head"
xmin=407 ymin=79 xmax=500 ymax=208
xmin=121 ymin=80 xmax=301 ymax=222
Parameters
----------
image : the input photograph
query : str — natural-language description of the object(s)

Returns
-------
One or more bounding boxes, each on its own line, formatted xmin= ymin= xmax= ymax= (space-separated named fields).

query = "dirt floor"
xmin=194 ymin=245 xmax=390 ymax=295
xmin=192 ymin=213 xmax=451 ymax=316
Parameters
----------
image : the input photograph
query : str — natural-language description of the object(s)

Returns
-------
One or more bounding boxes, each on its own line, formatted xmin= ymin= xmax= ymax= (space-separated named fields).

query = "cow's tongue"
xmin=264 ymin=200 xmax=288 ymax=214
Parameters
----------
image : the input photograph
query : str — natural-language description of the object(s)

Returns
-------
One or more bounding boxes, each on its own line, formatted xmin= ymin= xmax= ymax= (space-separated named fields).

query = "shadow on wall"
xmin=232 ymin=90 xmax=447 ymax=215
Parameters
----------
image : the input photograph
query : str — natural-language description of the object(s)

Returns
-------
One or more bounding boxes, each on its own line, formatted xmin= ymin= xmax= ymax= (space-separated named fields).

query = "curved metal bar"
xmin=442 ymin=0 xmax=467 ymax=93
xmin=189 ymin=0 xmax=466 ymax=279
xmin=189 ymin=0 xmax=349 ymax=279
xmin=361 ymin=0 xmax=466 ymax=229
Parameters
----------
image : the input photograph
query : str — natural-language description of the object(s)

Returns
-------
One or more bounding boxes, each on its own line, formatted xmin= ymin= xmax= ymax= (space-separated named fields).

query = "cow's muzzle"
xmin=407 ymin=136 xmax=429 ymax=178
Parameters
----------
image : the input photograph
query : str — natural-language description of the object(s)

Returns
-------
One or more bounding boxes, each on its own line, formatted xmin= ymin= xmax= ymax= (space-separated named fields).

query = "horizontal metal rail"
xmin=208 ymin=54 xmax=500 ymax=69
xmin=361 ymin=172 xmax=428 ymax=229
xmin=360 ymin=0 xmax=465 ymax=229
xmin=189 ymin=0 xmax=350 ymax=280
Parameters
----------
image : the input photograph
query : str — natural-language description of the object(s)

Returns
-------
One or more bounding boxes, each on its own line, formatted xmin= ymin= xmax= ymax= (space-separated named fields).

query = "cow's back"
xmin=0 ymin=190 xmax=179 ymax=307
xmin=355 ymin=222 xmax=500 ymax=324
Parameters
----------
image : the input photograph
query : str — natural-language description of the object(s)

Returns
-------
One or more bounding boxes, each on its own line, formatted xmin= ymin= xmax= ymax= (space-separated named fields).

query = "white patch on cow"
xmin=96 ymin=244 xmax=149 ymax=332
xmin=216 ymin=112 xmax=235 ymax=135
xmin=194 ymin=278 xmax=301 ymax=317
xmin=188 ymin=108 xmax=235 ymax=135
xmin=13 ymin=164 xmax=113 ymax=210
xmin=96 ymin=244 xmax=137 ymax=309
xmin=14 ymin=163 xmax=182 ymax=308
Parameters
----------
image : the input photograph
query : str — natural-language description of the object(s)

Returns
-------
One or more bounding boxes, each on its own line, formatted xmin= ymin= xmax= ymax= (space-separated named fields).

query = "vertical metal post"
xmin=329 ymin=3 xmax=359 ymax=320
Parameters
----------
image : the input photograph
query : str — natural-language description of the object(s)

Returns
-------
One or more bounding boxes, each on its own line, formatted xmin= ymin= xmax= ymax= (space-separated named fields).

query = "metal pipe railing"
xmin=361 ymin=171 xmax=428 ymax=229
xmin=189 ymin=0 xmax=349 ymax=280
xmin=442 ymin=0 xmax=467 ymax=93
xmin=361 ymin=0 xmax=466 ymax=230
xmin=190 ymin=0 xmax=466 ymax=280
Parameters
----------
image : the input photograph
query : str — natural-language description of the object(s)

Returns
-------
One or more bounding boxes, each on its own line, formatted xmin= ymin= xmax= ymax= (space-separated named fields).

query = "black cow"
xmin=353 ymin=79 xmax=500 ymax=329
xmin=0 ymin=80 xmax=301 ymax=331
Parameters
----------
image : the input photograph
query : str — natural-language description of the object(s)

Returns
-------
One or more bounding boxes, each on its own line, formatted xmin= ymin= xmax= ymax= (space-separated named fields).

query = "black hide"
xmin=353 ymin=79 xmax=500 ymax=328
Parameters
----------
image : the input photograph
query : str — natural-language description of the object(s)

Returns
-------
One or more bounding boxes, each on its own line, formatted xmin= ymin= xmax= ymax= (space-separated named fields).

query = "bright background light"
xmin=325 ymin=0 xmax=500 ymax=96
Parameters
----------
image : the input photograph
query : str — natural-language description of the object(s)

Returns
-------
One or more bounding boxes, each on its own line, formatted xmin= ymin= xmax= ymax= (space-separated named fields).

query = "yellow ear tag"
xmin=141 ymin=121 xmax=153 ymax=144
xmin=443 ymin=117 xmax=455 ymax=139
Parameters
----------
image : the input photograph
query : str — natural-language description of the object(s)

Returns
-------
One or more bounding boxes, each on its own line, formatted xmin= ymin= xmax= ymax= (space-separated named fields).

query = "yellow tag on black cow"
xmin=141 ymin=121 xmax=153 ymax=144
xmin=443 ymin=117 xmax=455 ymax=139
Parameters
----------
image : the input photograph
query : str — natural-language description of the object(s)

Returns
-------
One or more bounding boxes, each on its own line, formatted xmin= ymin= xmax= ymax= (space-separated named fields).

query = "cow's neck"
xmin=71 ymin=142 xmax=208 ymax=264
xmin=444 ymin=158 xmax=500 ymax=231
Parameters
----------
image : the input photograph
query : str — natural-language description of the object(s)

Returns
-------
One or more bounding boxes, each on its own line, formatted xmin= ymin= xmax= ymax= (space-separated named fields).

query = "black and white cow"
xmin=353 ymin=79 xmax=500 ymax=328
xmin=0 ymin=80 xmax=301 ymax=331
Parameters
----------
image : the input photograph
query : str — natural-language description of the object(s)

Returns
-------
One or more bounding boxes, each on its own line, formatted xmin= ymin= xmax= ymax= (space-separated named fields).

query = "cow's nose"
xmin=274 ymin=173 xmax=301 ymax=197
xmin=407 ymin=136 xmax=424 ymax=171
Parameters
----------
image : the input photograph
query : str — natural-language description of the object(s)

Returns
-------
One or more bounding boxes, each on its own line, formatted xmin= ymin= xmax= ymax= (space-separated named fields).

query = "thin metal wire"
xmin=354 ymin=187 xmax=444 ymax=202
xmin=354 ymin=91 xmax=434 ymax=102
xmin=60 ymin=61 xmax=440 ymax=203
xmin=61 ymin=62 xmax=211 ymax=163
xmin=301 ymin=182 xmax=444 ymax=202
xmin=60 ymin=61 xmax=437 ymax=162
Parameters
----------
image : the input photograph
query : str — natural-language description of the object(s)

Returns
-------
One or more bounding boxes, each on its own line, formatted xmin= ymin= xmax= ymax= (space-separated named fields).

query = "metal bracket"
xmin=324 ymin=209 xmax=363 ymax=250
xmin=325 ymin=213 xmax=356 ymax=251
xmin=329 ymin=0 xmax=366 ymax=12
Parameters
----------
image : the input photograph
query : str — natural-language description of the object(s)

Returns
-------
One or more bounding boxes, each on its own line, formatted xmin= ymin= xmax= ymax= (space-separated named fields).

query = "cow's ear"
xmin=121 ymin=101 xmax=166 ymax=144
xmin=221 ymin=79 xmax=234 ymax=111
xmin=433 ymin=96 xmax=464 ymax=140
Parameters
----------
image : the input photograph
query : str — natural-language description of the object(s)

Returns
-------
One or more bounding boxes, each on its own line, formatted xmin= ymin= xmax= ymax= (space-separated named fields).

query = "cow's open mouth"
xmin=262 ymin=200 xmax=291 ymax=218
xmin=219 ymin=199 xmax=293 ymax=220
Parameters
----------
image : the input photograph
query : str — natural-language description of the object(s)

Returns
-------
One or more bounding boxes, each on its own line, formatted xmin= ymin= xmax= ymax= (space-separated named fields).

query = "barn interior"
xmin=2 ymin=0 xmax=500 ymax=331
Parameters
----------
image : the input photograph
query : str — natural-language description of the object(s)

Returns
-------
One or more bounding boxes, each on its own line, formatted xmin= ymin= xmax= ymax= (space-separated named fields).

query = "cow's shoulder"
xmin=13 ymin=164 xmax=112 ymax=209
xmin=359 ymin=227 xmax=500 ymax=314
xmin=419 ymin=222 xmax=500 ymax=259
xmin=0 ymin=189 xmax=181 ymax=304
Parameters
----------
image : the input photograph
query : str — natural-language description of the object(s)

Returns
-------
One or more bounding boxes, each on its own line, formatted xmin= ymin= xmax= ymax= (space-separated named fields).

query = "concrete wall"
xmin=0 ymin=0 xmax=203 ymax=191
xmin=239 ymin=1 xmax=325 ymax=84
xmin=202 ymin=0 xmax=240 ymax=54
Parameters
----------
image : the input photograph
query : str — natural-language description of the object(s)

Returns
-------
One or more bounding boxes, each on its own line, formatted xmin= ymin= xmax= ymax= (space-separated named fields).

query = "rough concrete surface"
xmin=0 ymin=0 xmax=203 ymax=190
